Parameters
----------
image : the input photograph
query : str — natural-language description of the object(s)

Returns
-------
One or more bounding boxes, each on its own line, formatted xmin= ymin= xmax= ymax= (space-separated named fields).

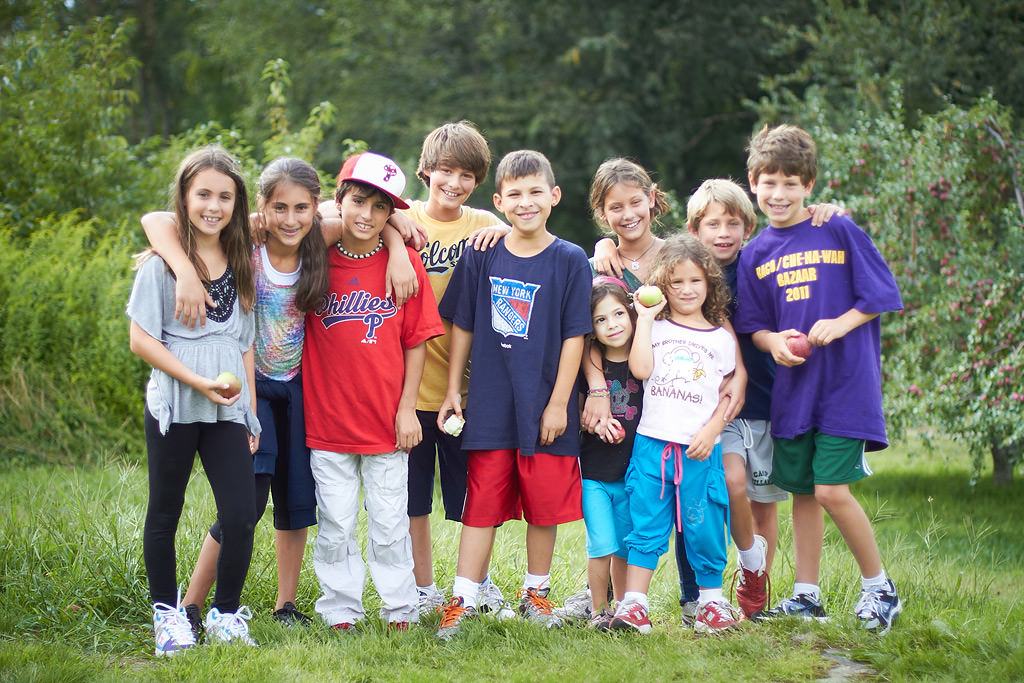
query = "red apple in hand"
xmin=215 ymin=371 xmax=242 ymax=398
xmin=635 ymin=285 xmax=664 ymax=307
xmin=605 ymin=418 xmax=626 ymax=444
xmin=786 ymin=332 xmax=812 ymax=359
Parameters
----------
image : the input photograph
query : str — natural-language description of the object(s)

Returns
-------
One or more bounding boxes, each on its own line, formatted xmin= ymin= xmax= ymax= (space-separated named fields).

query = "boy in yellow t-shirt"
xmin=405 ymin=121 xmax=510 ymax=617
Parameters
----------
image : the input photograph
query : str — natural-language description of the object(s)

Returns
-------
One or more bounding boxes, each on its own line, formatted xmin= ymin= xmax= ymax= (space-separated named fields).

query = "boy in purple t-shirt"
xmin=734 ymin=124 xmax=904 ymax=635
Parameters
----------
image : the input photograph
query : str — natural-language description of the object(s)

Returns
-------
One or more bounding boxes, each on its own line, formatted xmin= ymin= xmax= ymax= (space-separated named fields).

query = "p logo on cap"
xmin=336 ymin=152 xmax=409 ymax=210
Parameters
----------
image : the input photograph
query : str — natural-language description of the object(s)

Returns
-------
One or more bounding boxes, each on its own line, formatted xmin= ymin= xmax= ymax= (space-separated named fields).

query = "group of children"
xmin=127 ymin=119 xmax=904 ymax=656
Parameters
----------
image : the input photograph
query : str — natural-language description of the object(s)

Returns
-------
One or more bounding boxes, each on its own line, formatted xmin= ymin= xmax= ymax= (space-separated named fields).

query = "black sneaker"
xmin=273 ymin=601 xmax=313 ymax=628
xmin=765 ymin=593 xmax=829 ymax=622
xmin=184 ymin=603 xmax=204 ymax=643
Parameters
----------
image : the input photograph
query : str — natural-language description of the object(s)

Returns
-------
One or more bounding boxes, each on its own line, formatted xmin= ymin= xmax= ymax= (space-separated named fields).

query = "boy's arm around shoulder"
xmin=140 ymin=211 xmax=214 ymax=328
xmin=467 ymin=209 xmax=511 ymax=251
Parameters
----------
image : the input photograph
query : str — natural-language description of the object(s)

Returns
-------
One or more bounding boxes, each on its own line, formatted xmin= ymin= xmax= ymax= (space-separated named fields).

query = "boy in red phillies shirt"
xmin=302 ymin=152 xmax=444 ymax=631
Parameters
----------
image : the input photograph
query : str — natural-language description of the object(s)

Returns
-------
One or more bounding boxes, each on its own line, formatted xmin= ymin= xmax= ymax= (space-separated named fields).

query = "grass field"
xmin=1 ymin=437 xmax=1022 ymax=681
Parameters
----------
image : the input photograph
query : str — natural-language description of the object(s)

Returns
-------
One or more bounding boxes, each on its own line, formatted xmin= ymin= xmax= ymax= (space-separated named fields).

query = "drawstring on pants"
xmin=660 ymin=442 xmax=684 ymax=533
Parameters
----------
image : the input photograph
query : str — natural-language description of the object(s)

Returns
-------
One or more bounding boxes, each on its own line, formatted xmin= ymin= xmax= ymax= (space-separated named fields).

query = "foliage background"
xmin=0 ymin=1 xmax=1021 ymax=479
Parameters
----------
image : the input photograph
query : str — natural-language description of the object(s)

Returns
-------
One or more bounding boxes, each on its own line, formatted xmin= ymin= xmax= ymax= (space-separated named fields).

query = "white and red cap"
xmin=336 ymin=152 xmax=409 ymax=210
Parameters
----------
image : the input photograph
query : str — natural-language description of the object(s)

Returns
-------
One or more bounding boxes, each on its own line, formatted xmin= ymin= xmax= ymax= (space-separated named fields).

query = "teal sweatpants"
xmin=623 ymin=433 xmax=729 ymax=588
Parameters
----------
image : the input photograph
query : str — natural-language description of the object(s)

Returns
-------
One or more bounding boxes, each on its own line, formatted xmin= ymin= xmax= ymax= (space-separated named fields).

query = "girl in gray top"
xmin=127 ymin=145 xmax=260 ymax=656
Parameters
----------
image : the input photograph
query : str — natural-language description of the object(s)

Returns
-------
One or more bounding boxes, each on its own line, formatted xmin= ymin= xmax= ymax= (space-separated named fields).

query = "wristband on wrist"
xmin=587 ymin=387 xmax=610 ymax=398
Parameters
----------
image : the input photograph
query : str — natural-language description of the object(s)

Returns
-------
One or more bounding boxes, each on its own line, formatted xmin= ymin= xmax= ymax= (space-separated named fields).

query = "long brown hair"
xmin=257 ymin=157 xmax=328 ymax=313
xmin=588 ymin=158 xmax=670 ymax=231
xmin=171 ymin=145 xmax=255 ymax=312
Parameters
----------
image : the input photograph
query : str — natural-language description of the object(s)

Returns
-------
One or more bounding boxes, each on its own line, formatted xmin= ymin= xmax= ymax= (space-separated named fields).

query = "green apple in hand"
xmin=215 ymin=371 xmax=242 ymax=398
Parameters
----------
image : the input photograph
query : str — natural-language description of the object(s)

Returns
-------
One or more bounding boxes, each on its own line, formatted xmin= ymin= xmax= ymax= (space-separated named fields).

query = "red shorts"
xmin=462 ymin=449 xmax=583 ymax=527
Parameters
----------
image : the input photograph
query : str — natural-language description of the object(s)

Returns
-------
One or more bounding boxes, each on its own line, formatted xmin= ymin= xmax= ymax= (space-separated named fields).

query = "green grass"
xmin=1 ymin=439 xmax=1022 ymax=682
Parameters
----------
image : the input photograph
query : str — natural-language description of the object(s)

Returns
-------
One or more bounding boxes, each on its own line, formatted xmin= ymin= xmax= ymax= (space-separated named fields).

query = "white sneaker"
xmin=417 ymin=585 xmax=446 ymax=618
xmin=153 ymin=601 xmax=196 ymax=657
xmin=205 ymin=606 xmax=258 ymax=646
xmin=478 ymin=578 xmax=516 ymax=620
xmin=680 ymin=600 xmax=699 ymax=628
xmin=553 ymin=587 xmax=592 ymax=621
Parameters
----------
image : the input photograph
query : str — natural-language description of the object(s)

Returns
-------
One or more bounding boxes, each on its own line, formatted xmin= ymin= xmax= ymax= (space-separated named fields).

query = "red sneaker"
xmin=609 ymin=601 xmax=652 ymax=634
xmin=387 ymin=621 xmax=410 ymax=632
xmin=694 ymin=600 xmax=740 ymax=634
xmin=734 ymin=535 xmax=770 ymax=619
xmin=332 ymin=622 xmax=354 ymax=632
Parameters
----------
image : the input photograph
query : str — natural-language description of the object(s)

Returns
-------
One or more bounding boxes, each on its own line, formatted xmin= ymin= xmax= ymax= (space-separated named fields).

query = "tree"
xmin=798 ymin=86 xmax=1024 ymax=484
xmin=756 ymin=0 xmax=1024 ymax=130
xmin=0 ymin=8 xmax=140 ymax=230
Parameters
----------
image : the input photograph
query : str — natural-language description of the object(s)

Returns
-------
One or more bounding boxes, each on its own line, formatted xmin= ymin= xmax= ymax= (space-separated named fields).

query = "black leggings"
xmin=143 ymin=410 xmax=255 ymax=612
xmin=208 ymin=474 xmax=271 ymax=544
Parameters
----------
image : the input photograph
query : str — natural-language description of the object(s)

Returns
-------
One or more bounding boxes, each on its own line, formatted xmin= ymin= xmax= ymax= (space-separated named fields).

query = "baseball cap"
xmin=336 ymin=152 xmax=409 ymax=210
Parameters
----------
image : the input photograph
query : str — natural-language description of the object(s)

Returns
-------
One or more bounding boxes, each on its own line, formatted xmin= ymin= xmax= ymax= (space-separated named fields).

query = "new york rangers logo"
xmin=489 ymin=276 xmax=540 ymax=338
xmin=383 ymin=164 xmax=399 ymax=182
xmin=315 ymin=289 xmax=396 ymax=342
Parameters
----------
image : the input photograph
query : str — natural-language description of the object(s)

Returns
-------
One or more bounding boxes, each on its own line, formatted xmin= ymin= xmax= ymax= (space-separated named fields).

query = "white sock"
xmin=698 ymin=588 xmax=723 ymax=605
xmin=793 ymin=582 xmax=820 ymax=598
xmin=622 ymin=591 xmax=649 ymax=609
xmin=452 ymin=576 xmax=481 ymax=609
xmin=417 ymin=582 xmax=438 ymax=594
xmin=737 ymin=541 xmax=766 ymax=572
xmin=522 ymin=572 xmax=550 ymax=592
xmin=862 ymin=569 xmax=888 ymax=591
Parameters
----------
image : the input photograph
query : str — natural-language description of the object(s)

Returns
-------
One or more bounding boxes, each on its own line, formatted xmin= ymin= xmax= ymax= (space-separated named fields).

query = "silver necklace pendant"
xmin=631 ymin=260 xmax=640 ymax=270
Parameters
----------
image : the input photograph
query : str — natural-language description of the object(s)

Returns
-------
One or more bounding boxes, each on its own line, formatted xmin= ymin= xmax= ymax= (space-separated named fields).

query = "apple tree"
xmin=799 ymin=86 xmax=1024 ymax=484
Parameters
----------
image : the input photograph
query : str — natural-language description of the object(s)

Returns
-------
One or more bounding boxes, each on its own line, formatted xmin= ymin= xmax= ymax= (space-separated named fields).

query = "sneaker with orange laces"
xmin=435 ymin=597 xmax=476 ymax=641
xmin=517 ymin=587 xmax=562 ymax=629
xmin=734 ymin=535 xmax=770 ymax=620
xmin=694 ymin=599 xmax=740 ymax=634
xmin=609 ymin=601 xmax=652 ymax=634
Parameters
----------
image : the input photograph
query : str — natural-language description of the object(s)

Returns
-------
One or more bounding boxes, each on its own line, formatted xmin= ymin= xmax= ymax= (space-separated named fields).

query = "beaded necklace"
xmin=336 ymin=236 xmax=383 ymax=260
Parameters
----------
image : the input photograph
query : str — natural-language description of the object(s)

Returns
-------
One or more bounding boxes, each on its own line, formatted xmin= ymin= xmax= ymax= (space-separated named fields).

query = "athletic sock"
xmin=522 ymin=572 xmax=550 ymax=592
xmin=737 ymin=542 xmax=766 ymax=572
xmin=861 ymin=569 xmax=888 ymax=591
xmin=622 ymin=591 xmax=649 ymax=609
xmin=698 ymin=587 xmax=724 ymax=605
xmin=793 ymin=582 xmax=820 ymax=599
xmin=417 ymin=582 xmax=438 ymax=594
xmin=452 ymin=575 xmax=481 ymax=609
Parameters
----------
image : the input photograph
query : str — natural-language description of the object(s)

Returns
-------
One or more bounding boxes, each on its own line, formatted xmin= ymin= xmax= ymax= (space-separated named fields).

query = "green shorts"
xmin=770 ymin=430 xmax=871 ymax=495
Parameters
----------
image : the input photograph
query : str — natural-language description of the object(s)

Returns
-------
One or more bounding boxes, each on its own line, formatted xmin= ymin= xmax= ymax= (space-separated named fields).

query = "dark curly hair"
xmin=645 ymin=234 xmax=729 ymax=326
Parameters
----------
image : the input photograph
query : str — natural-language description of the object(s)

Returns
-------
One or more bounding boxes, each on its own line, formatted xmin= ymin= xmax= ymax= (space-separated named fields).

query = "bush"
xmin=0 ymin=214 xmax=147 ymax=462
